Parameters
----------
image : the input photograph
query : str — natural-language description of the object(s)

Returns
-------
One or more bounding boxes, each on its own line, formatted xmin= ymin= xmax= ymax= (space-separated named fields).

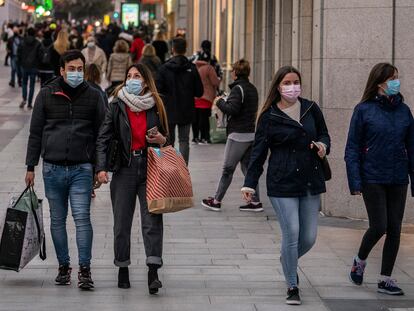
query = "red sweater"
xmin=126 ymin=107 xmax=147 ymax=150
xmin=130 ymin=38 xmax=145 ymax=63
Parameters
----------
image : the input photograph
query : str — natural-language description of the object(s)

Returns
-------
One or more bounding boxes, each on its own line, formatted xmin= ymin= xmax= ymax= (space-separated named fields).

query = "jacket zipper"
xmin=270 ymin=102 xmax=314 ymax=126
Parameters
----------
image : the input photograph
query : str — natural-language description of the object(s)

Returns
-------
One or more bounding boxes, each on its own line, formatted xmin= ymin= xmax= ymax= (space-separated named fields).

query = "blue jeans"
xmin=10 ymin=56 xmax=21 ymax=85
xmin=22 ymin=68 xmax=37 ymax=105
xmin=43 ymin=162 xmax=93 ymax=267
xmin=270 ymin=193 xmax=320 ymax=288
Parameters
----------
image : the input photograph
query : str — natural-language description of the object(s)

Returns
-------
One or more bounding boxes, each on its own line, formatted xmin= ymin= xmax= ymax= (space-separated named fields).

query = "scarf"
xmin=118 ymin=87 xmax=155 ymax=112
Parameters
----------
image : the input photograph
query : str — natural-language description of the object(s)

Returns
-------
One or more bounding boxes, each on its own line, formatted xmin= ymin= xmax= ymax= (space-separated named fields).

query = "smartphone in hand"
xmin=147 ymin=126 xmax=158 ymax=137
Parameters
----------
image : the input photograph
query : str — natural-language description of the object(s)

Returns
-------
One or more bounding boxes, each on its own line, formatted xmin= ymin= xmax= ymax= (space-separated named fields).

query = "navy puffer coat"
xmin=344 ymin=94 xmax=414 ymax=195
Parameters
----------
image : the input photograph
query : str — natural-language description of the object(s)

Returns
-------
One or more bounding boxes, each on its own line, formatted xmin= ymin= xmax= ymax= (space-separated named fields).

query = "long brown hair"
xmin=258 ymin=66 xmax=302 ymax=119
xmin=114 ymin=64 xmax=169 ymax=136
xmin=85 ymin=63 xmax=101 ymax=84
xmin=361 ymin=63 xmax=398 ymax=102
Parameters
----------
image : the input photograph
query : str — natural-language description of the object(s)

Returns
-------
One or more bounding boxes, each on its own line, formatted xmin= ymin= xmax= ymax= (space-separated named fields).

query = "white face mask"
xmin=87 ymin=42 xmax=95 ymax=48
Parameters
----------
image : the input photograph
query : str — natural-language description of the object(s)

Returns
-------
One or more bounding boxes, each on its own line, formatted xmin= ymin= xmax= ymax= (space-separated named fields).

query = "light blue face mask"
xmin=384 ymin=79 xmax=400 ymax=96
xmin=66 ymin=71 xmax=84 ymax=88
xmin=125 ymin=79 xmax=143 ymax=95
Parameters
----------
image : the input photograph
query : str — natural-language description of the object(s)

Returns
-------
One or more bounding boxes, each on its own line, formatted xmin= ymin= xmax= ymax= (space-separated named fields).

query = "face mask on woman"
xmin=87 ymin=42 xmax=95 ymax=48
xmin=125 ymin=79 xmax=143 ymax=95
xmin=383 ymin=79 xmax=400 ymax=96
xmin=280 ymin=84 xmax=301 ymax=103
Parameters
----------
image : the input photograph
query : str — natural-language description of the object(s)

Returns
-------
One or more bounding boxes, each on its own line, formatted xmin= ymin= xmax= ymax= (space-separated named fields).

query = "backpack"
xmin=214 ymin=85 xmax=244 ymax=129
xmin=2 ymin=32 xmax=8 ymax=42
xmin=40 ymin=43 xmax=53 ymax=65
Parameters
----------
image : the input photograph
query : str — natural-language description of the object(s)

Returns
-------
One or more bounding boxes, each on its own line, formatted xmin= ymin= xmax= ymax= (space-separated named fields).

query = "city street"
xmin=0 ymin=55 xmax=413 ymax=311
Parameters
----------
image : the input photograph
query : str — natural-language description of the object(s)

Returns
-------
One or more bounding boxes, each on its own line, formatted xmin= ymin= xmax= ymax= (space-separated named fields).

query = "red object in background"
xmin=130 ymin=37 xmax=145 ymax=63
xmin=195 ymin=98 xmax=212 ymax=109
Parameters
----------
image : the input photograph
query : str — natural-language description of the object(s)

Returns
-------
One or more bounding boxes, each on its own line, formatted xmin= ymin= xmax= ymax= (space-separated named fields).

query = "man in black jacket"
xmin=7 ymin=26 xmax=22 ymax=88
xmin=18 ymin=27 xmax=41 ymax=109
xmin=156 ymin=37 xmax=203 ymax=164
xmin=25 ymin=50 xmax=105 ymax=290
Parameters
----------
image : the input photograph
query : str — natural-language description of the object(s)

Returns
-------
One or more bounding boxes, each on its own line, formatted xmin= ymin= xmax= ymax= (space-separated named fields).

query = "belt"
xmin=131 ymin=149 xmax=146 ymax=156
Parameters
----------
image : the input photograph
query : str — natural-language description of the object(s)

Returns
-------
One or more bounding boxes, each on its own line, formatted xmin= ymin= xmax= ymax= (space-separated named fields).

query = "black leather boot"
xmin=118 ymin=267 xmax=130 ymax=289
xmin=148 ymin=264 xmax=162 ymax=294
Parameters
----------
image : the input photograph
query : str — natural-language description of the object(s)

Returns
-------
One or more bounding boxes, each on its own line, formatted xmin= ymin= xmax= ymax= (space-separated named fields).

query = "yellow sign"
xmin=104 ymin=15 xmax=110 ymax=26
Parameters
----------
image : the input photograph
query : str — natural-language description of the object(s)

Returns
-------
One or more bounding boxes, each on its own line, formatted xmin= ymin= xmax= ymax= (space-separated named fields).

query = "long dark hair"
xmin=114 ymin=64 xmax=169 ymax=136
xmin=258 ymin=66 xmax=302 ymax=119
xmin=361 ymin=63 xmax=398 ymax=102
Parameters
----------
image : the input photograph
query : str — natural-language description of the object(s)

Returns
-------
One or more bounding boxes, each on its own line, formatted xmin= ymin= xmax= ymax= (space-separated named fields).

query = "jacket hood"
xmin=229 ymin=77 xmax=249 ymax=89
xmin=165 ymin=55 xmax=192 ymax=71
xmin=195 ymin=60 xmax=209 ymax=68
xmin=111 ymin=52 xmax=130 ymax=61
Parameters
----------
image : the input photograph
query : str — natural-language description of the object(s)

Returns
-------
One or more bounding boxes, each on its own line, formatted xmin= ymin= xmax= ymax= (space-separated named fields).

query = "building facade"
xmin=175 ymin=0 xmax=414 ymax=222
xmin=0 ymin=0 xmax=26 ymax=25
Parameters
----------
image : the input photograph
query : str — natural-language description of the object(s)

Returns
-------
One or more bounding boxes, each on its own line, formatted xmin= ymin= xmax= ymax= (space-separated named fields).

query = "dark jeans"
xmin=192 ymin=108 xmax=211 ymax=141
xmin=168 ymin=123 xmax=191 ymax=165
xmin=215 ymin=138 xmax=260 ymax=202
xmin=358 ymin=183 xmax=407 ymax=276
xmin=43 ymin=162 xmax=94 ymax=267
xmin=10 ymin=56 xmax=21 ymax=85
xmin=110 ymin=154 xmax=163 ymax=267
xmin=22 ymin=68 xmax=37 ymax=105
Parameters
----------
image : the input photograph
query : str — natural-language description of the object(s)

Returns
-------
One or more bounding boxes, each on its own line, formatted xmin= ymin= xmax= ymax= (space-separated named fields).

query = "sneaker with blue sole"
xmin=349 ymin=256 xmax=366 ymax=285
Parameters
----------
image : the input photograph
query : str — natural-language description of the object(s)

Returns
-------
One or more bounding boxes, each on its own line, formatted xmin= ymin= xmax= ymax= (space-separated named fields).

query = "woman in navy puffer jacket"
xmin=345 ymin=63 xmax=414 ymax=296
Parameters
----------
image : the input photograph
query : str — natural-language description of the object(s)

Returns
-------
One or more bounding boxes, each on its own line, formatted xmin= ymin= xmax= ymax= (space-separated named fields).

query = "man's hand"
xmin=25 ymin=171 xmax=35 ymax=187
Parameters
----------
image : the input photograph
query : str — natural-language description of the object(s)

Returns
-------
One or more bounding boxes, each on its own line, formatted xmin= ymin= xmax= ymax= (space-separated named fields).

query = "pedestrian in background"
xmin=50 ymin=29 xmax=70 ymax=76
xmin=242 ymin=66 xmax=330 ymax=305
xmin=7 ymin=26 xmax=22 ymax=88
xmin=130 ymin=32 xmax=145 ymax=63
xmin=82 ymin=36 xmax=107 ymax=74
xmin=202 ymin=59 xmax=262 ymax=212
xmin=95 ymin=64 xmax=169 ymax=294
xmin=190 ymin=40 xmax=222 ymax=79
xmin=156 ymin=37 xmax=203 ymax=165
xmin=18 ymin=27 xmax=41 ymax=109
xmin=139 ymin=44 xmax=161 ymax=76
xmin=25 ymin=50 xmax=106 ymax=290
xmin=345 ymin=63 xmax=414 ymax=296
xmin=192 ymin=53 xmax=221 ymax=145
xmin=152 ymin=32 xmax=169 ymax=63
xmin=38 ymin=30 xmax=55 ymax=87
xmin=106 ymin=39 xmax=132 ymax=95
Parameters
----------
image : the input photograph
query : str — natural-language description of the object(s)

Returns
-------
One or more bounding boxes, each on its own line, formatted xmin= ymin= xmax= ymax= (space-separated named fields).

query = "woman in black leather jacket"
xmin=95 ymin=64 xmax=168 ymax=294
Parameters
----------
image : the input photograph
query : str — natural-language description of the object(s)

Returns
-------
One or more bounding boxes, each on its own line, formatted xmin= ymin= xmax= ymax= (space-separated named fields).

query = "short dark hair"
xmin=60 ymin=49 xmax=86 ymax=69
xmin=27 ymin=27 xmax=36 ymax=37
xmin=172 ymin=37 xmax=187 ymax=55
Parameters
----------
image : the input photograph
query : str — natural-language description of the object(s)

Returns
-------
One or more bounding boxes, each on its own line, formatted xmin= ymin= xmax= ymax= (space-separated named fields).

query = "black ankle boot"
xmin=148 ymin=264 xmax=162 ymax=295
xmin=118 ymin=267 xmax=130 ymax=289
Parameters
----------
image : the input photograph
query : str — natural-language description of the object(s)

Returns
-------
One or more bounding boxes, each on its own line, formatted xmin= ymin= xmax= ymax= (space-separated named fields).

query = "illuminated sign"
xmin=121 ymin=3 xmax=139 ymax=29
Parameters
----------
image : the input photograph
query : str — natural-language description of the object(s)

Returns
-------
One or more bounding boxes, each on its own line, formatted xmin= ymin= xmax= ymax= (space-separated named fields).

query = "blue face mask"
xmin=125 ymin=79 xmax=143 ymax=95
xmin=384 ymin=79 xmax=400 ymax=96
xmin=66 ymin=71 xmax=84 ymax=88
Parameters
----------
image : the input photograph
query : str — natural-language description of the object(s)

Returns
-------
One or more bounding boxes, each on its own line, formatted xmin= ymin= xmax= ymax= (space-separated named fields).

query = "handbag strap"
xmin=28 ymin=187 xmax=46 ymax=260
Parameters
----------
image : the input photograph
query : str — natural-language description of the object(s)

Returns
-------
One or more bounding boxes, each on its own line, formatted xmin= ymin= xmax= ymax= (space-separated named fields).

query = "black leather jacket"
xmin=95 ymin=97 xmax=168 ymax=173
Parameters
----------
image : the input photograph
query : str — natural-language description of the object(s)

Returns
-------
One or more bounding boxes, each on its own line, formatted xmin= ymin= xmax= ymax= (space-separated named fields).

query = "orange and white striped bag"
xmin=147 ymin=146 xmax=194 ymax=214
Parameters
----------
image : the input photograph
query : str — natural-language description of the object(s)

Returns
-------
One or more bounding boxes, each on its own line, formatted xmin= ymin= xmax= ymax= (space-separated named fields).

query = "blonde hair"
xmin=54 ymin=30 xmax=70 ymax=55
xmin=114 ymin=64 xmax=169 ymax=136
xmin=142 ymin=44 xmax=156 ymax=57
xmin=114 ymin=39 xmax=129 ymax=53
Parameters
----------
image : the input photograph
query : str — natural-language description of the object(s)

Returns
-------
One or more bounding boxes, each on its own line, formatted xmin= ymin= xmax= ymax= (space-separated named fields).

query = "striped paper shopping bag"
xmin=147 ymin=146 xmax=194 ymax=213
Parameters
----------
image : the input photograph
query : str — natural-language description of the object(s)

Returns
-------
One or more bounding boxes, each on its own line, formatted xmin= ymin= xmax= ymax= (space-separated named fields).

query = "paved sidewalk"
xmin=0 ymin=63 xmax=413 ymax=311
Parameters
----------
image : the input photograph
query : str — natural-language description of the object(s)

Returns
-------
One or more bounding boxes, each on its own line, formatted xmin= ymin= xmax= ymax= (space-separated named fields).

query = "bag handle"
xmin=28 ymin=187 xmax=47 ymax=260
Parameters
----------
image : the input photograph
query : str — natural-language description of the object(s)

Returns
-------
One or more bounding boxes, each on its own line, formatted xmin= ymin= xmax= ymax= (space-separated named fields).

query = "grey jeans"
xmin=169 ymin=123 xmax=191 ymax=165
xmin=215 ymin=138 xmax=260 ymax=202
xmin=110 ymin=154 xmax=163 ymax=267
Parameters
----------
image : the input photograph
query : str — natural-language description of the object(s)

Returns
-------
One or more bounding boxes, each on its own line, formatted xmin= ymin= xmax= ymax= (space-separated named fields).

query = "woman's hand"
xmin=311 ymin=141 xmax=326 ymax=159
xmin=146 ymin=132 xmax=166 ymax=146
xmin=241 ymin=187 xmax=255 ymax=203
xmin=97 ymin=171 xmax=109 ymax=184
